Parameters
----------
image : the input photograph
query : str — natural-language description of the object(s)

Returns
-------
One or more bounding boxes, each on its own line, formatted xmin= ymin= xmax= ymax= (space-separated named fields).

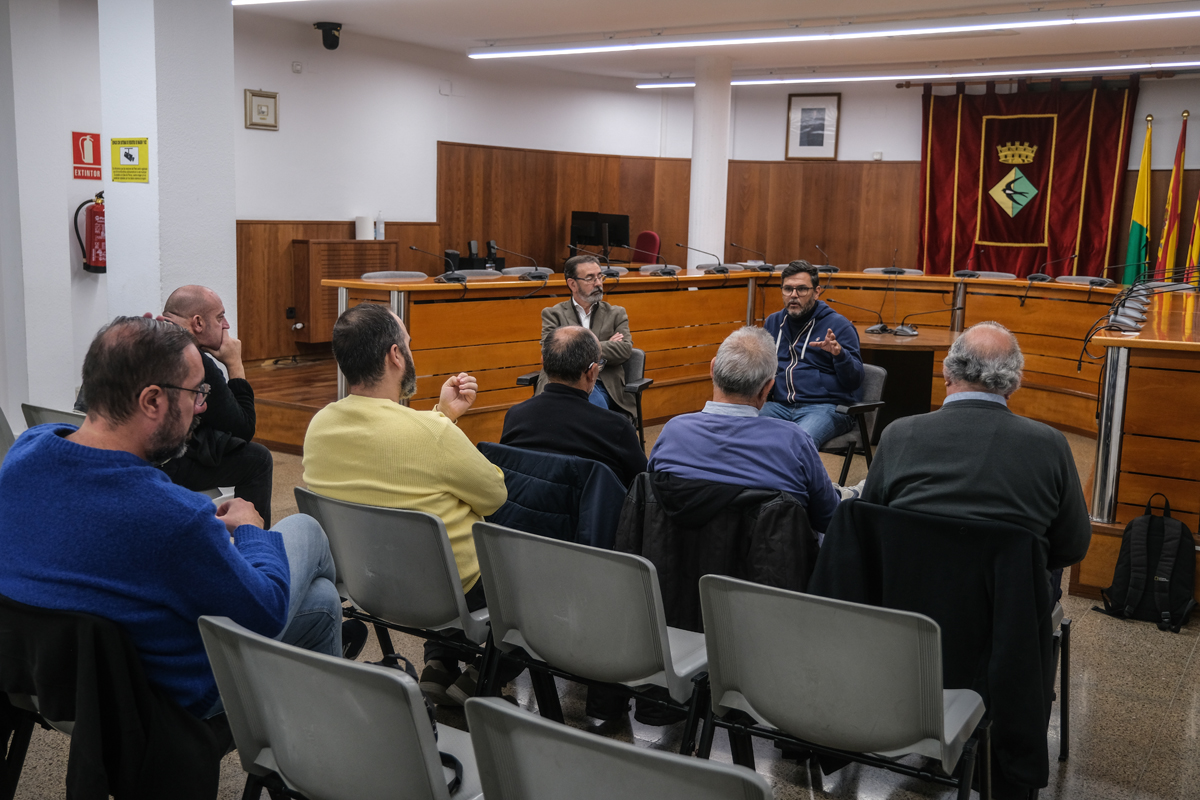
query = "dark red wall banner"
xmin=917 ymin=81 xmax=1137 ymax=278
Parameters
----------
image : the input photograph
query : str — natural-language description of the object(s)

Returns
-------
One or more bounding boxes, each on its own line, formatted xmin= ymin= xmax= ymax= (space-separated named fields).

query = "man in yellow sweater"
xmin=303 ymin=302 xmax=508 ymax=705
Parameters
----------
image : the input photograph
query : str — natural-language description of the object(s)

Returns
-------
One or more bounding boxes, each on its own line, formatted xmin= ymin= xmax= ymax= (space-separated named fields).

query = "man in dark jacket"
xmin=159 ymin=286 xmax=274 ymax=525
xmin=761 ymin=260 xmax=864 ymax=446
xmin=860 ymin=321 xmax=1091 ymax=593
xmin=502 ymin=326 xmax=646 ymax=487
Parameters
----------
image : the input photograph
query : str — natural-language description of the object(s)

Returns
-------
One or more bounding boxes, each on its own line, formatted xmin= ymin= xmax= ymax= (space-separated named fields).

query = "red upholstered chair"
xmin=629 ymin=231 xmax=661 ymax=263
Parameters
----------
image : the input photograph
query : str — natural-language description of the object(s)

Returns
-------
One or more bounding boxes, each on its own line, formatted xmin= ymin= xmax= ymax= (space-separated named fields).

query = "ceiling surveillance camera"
xmin=314 ymin=22 xmax=342 ymax=50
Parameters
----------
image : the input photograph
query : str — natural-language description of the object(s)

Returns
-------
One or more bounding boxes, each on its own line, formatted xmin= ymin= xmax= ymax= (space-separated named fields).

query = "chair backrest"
xmin=473 ymin=521 xmax=679 ymax=691
xmin=21 ymin=403 xmax=85 ymax=428
xmin=465 ymin=696 xmax=772 ymax=800
xmin=859 ymin=363 xmax=888 ymax=438
xmin=631 ymin=230 xmax=660 ymax=262
xmin=199 ymin=615 xmax=457 ymax=800
xmin=0 ymin=404 xmax=15 ymax=466
xmin=623 ymin=348 xmax=645 ymax=384
xmin=699 ymin=574 xmax=946 ymax=756
xmin=361 ymin=270 xmax=427 ymax=281
xmin=292 ymin=487 xmax=484 ymax=641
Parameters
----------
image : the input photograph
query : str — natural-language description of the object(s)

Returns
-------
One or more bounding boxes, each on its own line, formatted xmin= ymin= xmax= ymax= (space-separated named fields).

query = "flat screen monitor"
xmin=570 ymin=211 xmax=630 ymax=250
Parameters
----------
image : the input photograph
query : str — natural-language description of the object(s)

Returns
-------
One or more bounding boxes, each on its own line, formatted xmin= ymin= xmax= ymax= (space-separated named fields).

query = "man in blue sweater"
xmin=761 ymin=260 xmax=864 ymax=446
xmin=647 ymin=326 xmax=842 ymax=532
xmin=0 ymin=317 xmax=344 ymax=718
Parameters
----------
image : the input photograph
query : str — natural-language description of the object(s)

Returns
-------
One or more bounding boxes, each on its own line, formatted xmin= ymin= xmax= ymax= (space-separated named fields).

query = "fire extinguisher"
xmin=73 ymin=191 xmax=106 ymax=274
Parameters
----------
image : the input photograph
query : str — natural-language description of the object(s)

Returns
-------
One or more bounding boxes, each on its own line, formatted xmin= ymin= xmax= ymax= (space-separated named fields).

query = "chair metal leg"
xmin=729 ymin=730 xmax=755 ymax=770
xmin=529 ymin=670 xmax=564 ymax=723
xmin=955 ymin=737 xmax=978 ymax=800
xmin=977 ymin=719 xmax=993 ymax=800
xmin=372 ymin=623 xmax=395 ymax=657
xmin=635 ymin=395 xmax=646 ymax=449
xmin=696 ymin=706 xmax=717 ymax=759
xmin=1059 ymin=618 xmax=1071 ymax=762
xmin=857 ymin=414 xmax=874 ymax=468
xmin=478 ymin=632 xmax=503 ymax=697
xmin=838 ymin=448 xmax=854 ymax=485
xmin=679 ymin=673 xmax=708 ymax=756
xmin=1 ymin=712 xmax=34 ymax=800
xmin=241 ymin=774 xmax=267 ymax=800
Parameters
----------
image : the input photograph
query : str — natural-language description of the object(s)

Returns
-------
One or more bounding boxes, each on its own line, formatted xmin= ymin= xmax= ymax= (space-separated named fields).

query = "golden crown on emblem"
xmin=997 ymin=142 xmax=1038 ymax=164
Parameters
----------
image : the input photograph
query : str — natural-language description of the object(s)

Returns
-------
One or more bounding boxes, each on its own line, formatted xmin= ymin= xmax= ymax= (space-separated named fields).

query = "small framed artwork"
xmin=245 ymin=89 xmax=279 ymax=131
xmin=785 ymin=93 xmax=840 ymax=160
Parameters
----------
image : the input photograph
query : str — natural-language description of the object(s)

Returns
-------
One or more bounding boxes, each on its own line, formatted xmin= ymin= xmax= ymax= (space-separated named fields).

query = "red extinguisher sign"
xmin=72 ymin=132 xmax=101 ymax=180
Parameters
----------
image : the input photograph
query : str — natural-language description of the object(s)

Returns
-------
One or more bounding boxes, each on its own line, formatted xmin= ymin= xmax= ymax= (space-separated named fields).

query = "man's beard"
xmin=586 ymin=287 xmax=604 ymax=304
xmin=398 ymin=345 xmax=418 ymax=400
xmin=786 ymin=297 xmax=816 ymax=320
xmin=146 ymin=398 xmax=199 ymax=465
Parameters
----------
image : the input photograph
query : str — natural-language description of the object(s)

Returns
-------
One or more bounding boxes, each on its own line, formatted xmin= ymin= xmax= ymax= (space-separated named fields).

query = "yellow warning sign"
xmin=110 ymin=138 xmax=149 ymax=183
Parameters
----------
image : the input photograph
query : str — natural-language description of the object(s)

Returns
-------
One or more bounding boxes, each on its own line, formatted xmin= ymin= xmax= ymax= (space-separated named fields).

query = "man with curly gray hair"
xmin=860 ymin=321 xmax=1090 ymax=589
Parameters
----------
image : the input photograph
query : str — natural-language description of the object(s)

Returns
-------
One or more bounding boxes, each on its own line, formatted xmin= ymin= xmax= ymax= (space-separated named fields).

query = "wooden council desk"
xmin=1071 ymin=289 xmax=1200 ymax=601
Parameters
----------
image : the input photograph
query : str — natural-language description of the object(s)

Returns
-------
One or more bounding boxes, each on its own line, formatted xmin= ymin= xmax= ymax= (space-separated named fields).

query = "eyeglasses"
xmin=572 ymin=274 xmax=605 ymax=284
xmin=159 ymin=383 xmax=211 ymax=409
xmin=782 ymin=285 xmax=815 ymax=297
xmin=589 ymin=359 xmax=608 ymax=370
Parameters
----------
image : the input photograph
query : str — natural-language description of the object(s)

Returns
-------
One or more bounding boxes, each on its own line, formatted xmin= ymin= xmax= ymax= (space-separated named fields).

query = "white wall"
xmin=0 ymin=0 xmax=28 ymax=428
xmin=1127 ymin=75 xmax=1200 ymax=170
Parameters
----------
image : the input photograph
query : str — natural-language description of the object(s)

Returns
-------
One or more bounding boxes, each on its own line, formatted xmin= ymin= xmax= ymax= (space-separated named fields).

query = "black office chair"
xmin=516 ymin=348 xmax=654 ymax=447
xmin=819 ymin=363 xmax=887 ymax=484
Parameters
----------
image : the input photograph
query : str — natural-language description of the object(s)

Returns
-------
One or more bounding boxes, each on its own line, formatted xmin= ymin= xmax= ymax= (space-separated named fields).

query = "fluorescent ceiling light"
xmin=232 ymin=0 xmax=312 ymax=5
xmin=634 ymin=59 xmax=1200 ymax=88
xmin=469 ymin=3 xmax=1200 ymax=59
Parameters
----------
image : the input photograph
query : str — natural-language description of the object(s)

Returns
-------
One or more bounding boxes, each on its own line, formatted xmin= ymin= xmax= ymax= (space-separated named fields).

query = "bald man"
xmin=158 ymin=286 xmax=274 ymax=524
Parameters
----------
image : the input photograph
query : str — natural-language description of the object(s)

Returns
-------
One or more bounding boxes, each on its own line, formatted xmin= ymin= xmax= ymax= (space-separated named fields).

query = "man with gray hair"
xmin=861 ymin=321 xmax=1090 ymax=577
xmin=647 ymin=326 xmax=841 ymax=531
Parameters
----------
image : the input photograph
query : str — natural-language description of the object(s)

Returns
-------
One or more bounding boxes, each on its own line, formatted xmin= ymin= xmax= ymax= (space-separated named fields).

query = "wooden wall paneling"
xmin=766 ymin=163 xmax=806 ymax=265
xmin=1121 ymin=434 xmax=1200 ymax=481
xmin=725 ymin=162 xmax=768 ymax=264
xmin=385 ymin=223 xmax=443 ymax=275
xmin=619 ymin=156 xmax=658 ymax=256
xmin=652 ymin=159 xmax=691 ymax=266
xmin=1124 ymin=367 xmax=1200 ymax=439
xmin=293 ymin=240 xmax=399 ymax=343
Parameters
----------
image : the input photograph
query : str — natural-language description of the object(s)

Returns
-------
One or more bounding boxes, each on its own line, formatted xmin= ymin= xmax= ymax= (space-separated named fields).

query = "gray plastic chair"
xmin=199 ymin=615 xmax=482 ymax=800
xmin=360 ymin=270 xmax=427 ymax=281
xmin=472 ymin=521 xmax=708 ymax=754
xmin=974 ymin=271 xmax=1018 ymax=280
xmin=293 ymin=487 xmax=490 ymax=658
xmin=697 ymin=575 xmax=990 ymax=800
xmin=0 ymin=405 xmax=15 ymax=467
xmin=21 ymin=403 xmax=85 ymax=428
xmin=819 ymin=363 xmax=887 ymax=484
xmin=864 ymin=267 xmax=923 ymax=276
xmin=465 ymin=696 xmax=772 ymax=800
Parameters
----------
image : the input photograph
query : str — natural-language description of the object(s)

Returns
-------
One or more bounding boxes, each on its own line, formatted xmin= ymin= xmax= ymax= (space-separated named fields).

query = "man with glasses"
xmin=537 ymin=254 xmax=638 ymax=420
xmin=761 ymin=260 xmax=864 ymax=446
xmin=0 ymin=316 xmax=348 ymax=719
xmin=502 ymin=326 xmax=647 ymax=487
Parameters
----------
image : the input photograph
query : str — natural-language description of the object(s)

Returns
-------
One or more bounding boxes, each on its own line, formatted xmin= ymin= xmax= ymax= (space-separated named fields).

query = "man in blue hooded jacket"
xmin=761 ymin=260 xmax=864 ymax=446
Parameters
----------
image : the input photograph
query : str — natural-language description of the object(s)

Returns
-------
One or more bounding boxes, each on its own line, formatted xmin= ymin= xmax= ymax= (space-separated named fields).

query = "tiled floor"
xmin=12 ymin=431 xmax=1200 ymax=799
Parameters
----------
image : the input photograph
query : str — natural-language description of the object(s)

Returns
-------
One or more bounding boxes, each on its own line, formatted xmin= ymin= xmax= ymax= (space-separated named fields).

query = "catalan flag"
xmin=1187 ymin=166 xmax=1200 ymax=287
xmin=1155 ymin=112 xmax=1187 ymax=280
xmin=1124 ymin=118 xmax=1152 ymax=284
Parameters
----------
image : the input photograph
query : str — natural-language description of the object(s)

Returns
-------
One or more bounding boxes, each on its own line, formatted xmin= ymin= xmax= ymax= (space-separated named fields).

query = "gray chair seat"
xmin=500 ymin=266 xmax=553 ymax=277
xmin=864 ymin=267 xmax=923 ymax=276
xmin=639 ymin=264 xmax=681 ymax=275
xmin=200 ymin=615 xmax=483 ymax=800
xmin=1055 ymin=275 xmax=1113 ymax=286
xmin=465 ymin=696 xmax=772 ymax=800
xmin=21 ymin=403 xmax=85 ymax=428
xmin=975 ymin=271 xmax=1018 ymax=280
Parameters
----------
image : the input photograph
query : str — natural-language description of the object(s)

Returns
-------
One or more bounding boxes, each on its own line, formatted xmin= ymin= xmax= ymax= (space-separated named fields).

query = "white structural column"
xmin=685 ymin=56 xmax=732 ymax=272
xmin=6 ymin=0 xmax=76 ymax=409
xmin=98 ymin=0 xmax=237 ymax=323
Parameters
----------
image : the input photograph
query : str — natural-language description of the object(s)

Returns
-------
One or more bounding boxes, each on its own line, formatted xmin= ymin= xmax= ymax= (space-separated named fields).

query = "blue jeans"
xmin=760 ymin=401 xmax=854 ymax=447
xmin=204 ymin=513 xmax=341 ymax=718
xmin=588 ymin=380 xmax=611 ymax=409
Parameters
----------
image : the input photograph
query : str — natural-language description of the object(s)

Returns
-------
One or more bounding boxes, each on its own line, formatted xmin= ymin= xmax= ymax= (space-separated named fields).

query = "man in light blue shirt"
xmin=648 ymin=326 xmax=842 ymax=531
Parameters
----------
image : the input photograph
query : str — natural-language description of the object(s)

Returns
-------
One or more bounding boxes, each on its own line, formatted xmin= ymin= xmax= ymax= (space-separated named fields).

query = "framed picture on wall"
xmin=785 ymin=93 xmax=840 ymax=160
xmin=245 ymin=89 xmax=279 ymax=131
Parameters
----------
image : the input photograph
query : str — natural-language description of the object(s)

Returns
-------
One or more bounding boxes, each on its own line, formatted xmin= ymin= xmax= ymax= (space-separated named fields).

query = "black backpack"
xmin=1100 ymin=494 xmax=1197 ymax=633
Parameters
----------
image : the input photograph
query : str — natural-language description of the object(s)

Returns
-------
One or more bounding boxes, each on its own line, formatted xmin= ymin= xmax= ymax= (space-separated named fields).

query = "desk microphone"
xmin=572 ymin=247 xmax=622 ymax=279
xmin=894 ymin=306 xmax=966 ymax=337
xmin=730 ymin=242 xmax=766 ymax=263
xmin=815 ymin=244 xmax=833 ymax=268
xmin=954 ymin=247 xmax=981 ymax=278
xmin=824 ymin=297 xmax=892 ymax=335
xmin=410 ymin=245 xmax=465 ymax=284
xmin=676 ymin=243 xmax=724 ymax=270
xmin=494 ymin=244 xmax=551 ymax=280
xmin=1017 ymin=254 xmax=1074 ymax=306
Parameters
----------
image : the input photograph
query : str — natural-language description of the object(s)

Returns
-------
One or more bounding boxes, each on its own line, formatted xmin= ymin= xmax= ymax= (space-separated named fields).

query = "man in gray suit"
xmin=860 ymin=321 xmax=1090 ymax=589
xmin=538 ymin=254 xmax=637 ymax=419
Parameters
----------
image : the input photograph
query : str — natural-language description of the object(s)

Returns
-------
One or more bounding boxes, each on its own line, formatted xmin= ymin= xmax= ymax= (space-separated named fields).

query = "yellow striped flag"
xmin=1124 ymin=118 xmax=1152 ymax=284
xmin=1187 ymin=180 xmax=1200 ymax=286
xmin=1155 ymin=112 xmax=1187 ymax=280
